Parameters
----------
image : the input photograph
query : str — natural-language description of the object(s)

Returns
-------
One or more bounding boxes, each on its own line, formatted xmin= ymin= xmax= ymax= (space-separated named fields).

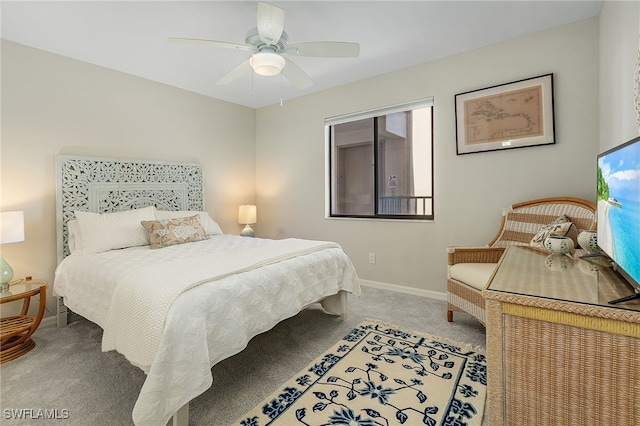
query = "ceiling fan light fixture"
xmin=250 ymin=51 xmax=285 ymax=76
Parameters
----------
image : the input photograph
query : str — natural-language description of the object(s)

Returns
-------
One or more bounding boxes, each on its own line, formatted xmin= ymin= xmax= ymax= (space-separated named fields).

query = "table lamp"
xmin=238 ymin=205 xmax=257 ymax=237
xmin=1 ymin=211 xmax=25 ymax=292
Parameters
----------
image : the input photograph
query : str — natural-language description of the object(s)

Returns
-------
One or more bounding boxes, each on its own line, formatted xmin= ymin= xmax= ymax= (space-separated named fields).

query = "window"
xmin=326 ymin=98 xmax=434 ymax=220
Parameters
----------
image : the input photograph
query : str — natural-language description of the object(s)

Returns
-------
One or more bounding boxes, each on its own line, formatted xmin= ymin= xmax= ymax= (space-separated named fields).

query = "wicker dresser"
xmin=484 ymin=246 xmax=640 ymax=426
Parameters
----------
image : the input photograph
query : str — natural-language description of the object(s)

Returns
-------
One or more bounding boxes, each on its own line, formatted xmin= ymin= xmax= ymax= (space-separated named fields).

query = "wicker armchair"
xmin=446 ymin=197 xmax=596 ymax=325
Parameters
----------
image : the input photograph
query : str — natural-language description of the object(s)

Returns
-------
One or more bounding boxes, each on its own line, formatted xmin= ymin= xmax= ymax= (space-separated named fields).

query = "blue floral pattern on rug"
xmin=237 ymin=321 xmax=487 ymax=426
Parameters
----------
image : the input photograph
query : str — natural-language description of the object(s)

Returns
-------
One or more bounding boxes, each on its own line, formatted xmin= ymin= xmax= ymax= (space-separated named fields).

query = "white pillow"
xmin=73 ymin=206 xmax=156 ymax=254
xmin=67 ymin=219 xmax=80 ymax=254
xmin=155 ymin=210 xmax=223 ymax=236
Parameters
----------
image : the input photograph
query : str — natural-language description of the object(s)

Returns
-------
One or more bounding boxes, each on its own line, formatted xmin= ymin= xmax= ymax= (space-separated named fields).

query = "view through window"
xmin=326 ymin=99 xmax=434 ymax=220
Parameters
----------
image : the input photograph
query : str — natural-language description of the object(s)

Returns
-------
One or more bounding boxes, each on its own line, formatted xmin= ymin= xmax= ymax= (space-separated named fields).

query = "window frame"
xmin=325 ymin=98 xmax=434 ymax=221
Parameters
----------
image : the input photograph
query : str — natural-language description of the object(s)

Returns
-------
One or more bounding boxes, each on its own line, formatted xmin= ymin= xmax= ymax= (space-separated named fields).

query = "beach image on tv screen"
xmin=597 ymin=139 xmax=640 ymax=285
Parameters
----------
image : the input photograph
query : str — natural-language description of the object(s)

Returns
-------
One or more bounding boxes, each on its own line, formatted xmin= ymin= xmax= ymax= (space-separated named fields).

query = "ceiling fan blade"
xmin=216 ymin=59 xmax=251 ymax=85
xmin=286 ymin=42 xmax=360 ymax=58
xmin=257 ymin=2 xmax=284 ymax=46
xmin=281 ymin=58 xmax=313 ymax=89
xmin=168 ymin=37 xmax=253 ymax=52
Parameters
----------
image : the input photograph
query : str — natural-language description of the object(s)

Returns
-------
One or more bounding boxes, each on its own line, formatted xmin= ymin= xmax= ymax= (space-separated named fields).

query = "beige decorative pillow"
xmin=141 ymin=215 xmax=209 ymax=249
xmin=530 ymin=215 xmax=578 ymax=248
xmin=155 ymin=210 xmax=223 ymax=235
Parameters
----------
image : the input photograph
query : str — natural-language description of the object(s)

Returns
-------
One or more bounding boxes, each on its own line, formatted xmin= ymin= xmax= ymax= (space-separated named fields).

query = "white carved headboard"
xmin=56 ymin=155 xmax=204 ymax=263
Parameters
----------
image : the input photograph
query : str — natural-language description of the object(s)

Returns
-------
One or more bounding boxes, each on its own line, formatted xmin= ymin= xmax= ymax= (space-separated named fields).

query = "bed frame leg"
xmin=56 ymin=297 xmax=68 ymax=328
xmin=339 ymin=290 xmax=348 ymax=320
xmin=320 ymin=291 xmax=349 ymax=320
xmin=172 ymin=402 xmax=189 ymax=426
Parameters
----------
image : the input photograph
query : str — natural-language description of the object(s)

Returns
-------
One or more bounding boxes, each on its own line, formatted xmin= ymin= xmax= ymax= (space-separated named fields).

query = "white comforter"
xmin=53 ymin=235 xmax=361 ymax=425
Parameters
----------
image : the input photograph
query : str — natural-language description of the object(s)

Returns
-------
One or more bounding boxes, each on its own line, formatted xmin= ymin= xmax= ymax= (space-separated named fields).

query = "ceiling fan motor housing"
xmin=245 ymin=28 xmax=289 ymax=53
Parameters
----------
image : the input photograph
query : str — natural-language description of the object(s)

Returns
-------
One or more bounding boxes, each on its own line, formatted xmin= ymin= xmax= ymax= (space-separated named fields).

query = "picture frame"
xmin=455 ymin=74 xmax=555 ymax=155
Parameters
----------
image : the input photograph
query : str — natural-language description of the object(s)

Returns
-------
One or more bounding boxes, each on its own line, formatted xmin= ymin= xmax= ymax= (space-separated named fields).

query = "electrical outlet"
xmin=368 ymin=252 xmax=376 ymax=264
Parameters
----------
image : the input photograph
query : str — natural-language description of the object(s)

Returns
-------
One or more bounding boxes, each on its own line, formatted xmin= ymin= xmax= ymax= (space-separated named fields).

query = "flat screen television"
xmin=596 ymin=135 xmax=640 ymax=303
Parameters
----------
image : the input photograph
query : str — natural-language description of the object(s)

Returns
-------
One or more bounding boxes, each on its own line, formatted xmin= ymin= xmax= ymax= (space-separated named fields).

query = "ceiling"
xmin=1 ymin=1 xmax=604 ymax=109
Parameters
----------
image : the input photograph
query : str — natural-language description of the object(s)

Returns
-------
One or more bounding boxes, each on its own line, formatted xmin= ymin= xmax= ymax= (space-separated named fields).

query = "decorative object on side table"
xmin=1 ymin=211 xmax=25 ymax=293
xmin=238 ymin=204 xmax=257 ymax=237
xmin=1 ymin=277 xmax=49 ymax=363
xmin=577 ymin=230 xmax=599 ymax=253
xmin=543 ymin=235 xmax=574 ymax=254
xmin=578 ymin=258 xmax=600 ymax=276
xmin=545 ymin=254 xmax=574 ymax=272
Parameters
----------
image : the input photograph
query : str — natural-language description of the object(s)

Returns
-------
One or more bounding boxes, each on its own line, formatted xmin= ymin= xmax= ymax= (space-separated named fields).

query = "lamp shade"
xmin=238 ymin=205 xmax=257 ymax=225
xmin=1 ymin=211 xmax=25 ymax=244
xmin=250 ymin=52 xmax=285 ymax=76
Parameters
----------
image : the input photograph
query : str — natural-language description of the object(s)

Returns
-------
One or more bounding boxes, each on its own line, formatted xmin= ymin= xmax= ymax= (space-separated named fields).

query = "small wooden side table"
xmin=0 ymin=278 xmax=48 ymax=363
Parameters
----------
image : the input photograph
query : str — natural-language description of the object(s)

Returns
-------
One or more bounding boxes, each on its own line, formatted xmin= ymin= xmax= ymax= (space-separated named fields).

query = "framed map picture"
xmin=455 ymin=74 xmax=555 ymax=155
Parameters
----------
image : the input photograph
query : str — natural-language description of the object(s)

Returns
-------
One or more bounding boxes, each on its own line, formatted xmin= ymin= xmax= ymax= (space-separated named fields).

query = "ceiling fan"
xmin=169 ymin=2 xmax=359 ymax=89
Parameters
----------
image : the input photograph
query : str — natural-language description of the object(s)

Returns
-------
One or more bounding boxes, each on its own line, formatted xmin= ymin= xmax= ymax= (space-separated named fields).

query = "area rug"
xmin=235 ymin=319 xmax=487 ymax=426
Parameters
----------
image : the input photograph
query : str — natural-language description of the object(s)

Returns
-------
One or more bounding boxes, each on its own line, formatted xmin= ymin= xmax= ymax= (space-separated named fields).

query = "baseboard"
xmin=41 ymin=309 xmax=86 ymax=328
xmin=359 ymin=279 xmax=447 ymax=302
xmin=41 ymin=315 xmax=58 ymax=327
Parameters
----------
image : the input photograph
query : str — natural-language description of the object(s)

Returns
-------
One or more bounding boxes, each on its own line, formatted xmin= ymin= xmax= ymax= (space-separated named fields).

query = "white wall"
xmin=0 ymin=40 xmax=256 ymax=316
xmin=4 ymin=4 xmax=636 ymax=316
xmin=256 ymin=18 xmax=600 ymax=296
xmin=599 ymin=0 xmax=640 ymax=149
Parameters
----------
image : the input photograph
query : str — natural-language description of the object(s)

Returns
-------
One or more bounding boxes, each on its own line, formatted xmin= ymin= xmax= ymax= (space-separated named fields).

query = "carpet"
xmin=235 ymin=319 xmax=487 ymax=426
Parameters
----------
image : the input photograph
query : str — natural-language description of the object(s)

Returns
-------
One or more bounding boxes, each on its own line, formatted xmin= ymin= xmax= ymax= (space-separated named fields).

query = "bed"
xmin=52 ymin=155 xmax=361 ymax=426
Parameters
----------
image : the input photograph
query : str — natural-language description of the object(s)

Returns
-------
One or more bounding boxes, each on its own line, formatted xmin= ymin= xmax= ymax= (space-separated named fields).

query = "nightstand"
xmin=1 ymin=278 xmax=48 ymax=363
